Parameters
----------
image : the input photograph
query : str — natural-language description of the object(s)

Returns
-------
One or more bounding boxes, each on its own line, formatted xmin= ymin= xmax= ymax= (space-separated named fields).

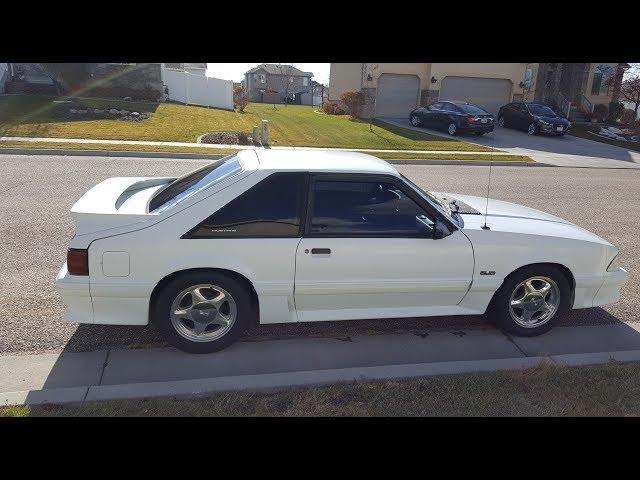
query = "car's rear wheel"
xmin=487 ymin=265 xmax=570 ymax=337
xmin=497 ymin=116 xmax=505 ymax=127
xmin=410 ymin=114 xmax=421 ymax=127
xmin=152 ymin=272 xmax=255 ymax=353
xmin=447 ymin=122 xmax=458 ymax=136
xmin=527 ymin=123 xmax=538 ymax=135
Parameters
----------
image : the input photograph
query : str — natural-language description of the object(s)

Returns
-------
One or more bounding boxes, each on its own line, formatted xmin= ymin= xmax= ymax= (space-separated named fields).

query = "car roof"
xmin=237 ymin=149 xmax=399 ymax=176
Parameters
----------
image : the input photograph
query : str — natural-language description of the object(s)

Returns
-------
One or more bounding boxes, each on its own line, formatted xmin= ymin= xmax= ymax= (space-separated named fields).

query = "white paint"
xmin=55 ymin=150 xmax=628 ymax=338
xmin=161 ymin=66 xmax=233 ymax=110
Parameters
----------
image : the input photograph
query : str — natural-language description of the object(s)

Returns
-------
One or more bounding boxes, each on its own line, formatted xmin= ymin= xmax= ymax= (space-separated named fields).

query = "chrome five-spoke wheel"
xmin=508 ymin=276 xmax=560 ymax=328
xmin=170 ymin=284 xmax=237 ymax=342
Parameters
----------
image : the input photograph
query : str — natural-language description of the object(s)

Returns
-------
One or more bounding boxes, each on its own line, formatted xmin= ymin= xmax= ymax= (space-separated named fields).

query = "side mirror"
xmin=433 ymin=219 xmax=452 ymax=239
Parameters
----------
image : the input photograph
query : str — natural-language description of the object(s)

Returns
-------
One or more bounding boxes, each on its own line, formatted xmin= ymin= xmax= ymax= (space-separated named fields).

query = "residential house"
xmin=329 ymin=63 xmax=628 ymax=118
xmin=4 ymin=63 xmax=164 ymax=99
xmin=245 ymin=64 xmax=314 ymax=105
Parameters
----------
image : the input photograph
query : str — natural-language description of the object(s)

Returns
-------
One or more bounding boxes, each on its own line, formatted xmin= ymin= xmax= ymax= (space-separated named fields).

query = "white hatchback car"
xmin=56 ymin=150 xmax=627 ymax=353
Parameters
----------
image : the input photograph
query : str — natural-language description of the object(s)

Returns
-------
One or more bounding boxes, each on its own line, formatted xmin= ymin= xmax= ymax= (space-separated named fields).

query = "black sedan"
xmin=497 ymin=102 xmax=571 ymax=136
xmin=409 ymin=101 xmax=495 ymax=136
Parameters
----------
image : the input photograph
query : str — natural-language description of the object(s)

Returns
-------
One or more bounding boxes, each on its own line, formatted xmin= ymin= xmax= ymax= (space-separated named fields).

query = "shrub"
xmin=339 ymin=90 xmax=364 ymax=117
xmin=233 ymin=85 xmax=249 ymax=113
xmin=593 ymin=103 xmax=609 ymax=122
xmin=607 ymin=101 xmax=624 ymax=122
xmin=322 ymin=101 xmax=345 ymax=115
xmin=621 ymin=108 xmax=637 ymax=125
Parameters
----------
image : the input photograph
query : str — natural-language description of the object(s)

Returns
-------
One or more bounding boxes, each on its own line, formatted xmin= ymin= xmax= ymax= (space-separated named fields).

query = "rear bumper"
xmin=55 ymin=263 xmax=94 ymax=323
xmin=55 ymin=263 xmax=150 ymax=325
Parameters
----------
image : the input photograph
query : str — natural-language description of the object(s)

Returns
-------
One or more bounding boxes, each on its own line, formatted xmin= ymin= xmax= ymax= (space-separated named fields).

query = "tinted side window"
xmin=430 ymin=102 xmax=444 ymax=110
xmin=310 ymin=180 xmax=432 ymax=236
xmin=443 ymin=103 xmax=460 ymax=113
xmin=186 ymin=173 xmax=305 ymax=238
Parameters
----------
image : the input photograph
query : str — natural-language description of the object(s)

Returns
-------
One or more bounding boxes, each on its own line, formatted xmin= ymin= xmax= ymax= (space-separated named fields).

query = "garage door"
xmin=375 ymin=74 xmax=420 ymax=118
xmin=440 ymin=77 xmax=512 ymax=116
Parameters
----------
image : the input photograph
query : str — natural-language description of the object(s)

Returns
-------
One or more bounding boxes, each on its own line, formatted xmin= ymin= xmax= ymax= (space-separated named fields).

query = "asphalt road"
xmin=1 ymin=153 xmax=638 ymax=354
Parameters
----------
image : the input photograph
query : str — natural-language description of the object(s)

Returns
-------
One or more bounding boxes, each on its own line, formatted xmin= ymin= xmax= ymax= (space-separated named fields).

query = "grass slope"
xmin=0 ymin=95 xmax=495 ymax=152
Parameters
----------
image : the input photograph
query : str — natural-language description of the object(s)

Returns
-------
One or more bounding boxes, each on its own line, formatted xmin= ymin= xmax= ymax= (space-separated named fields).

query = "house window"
xmin=259 ymin=73 xmax=266 ymax=84
xmin=289 ymin=77 xmax=294 ymax=83
xmin=591 ymin=72 xmax=603 ymax=95
xmin=302 ymin=77 xmax=309 ymax=87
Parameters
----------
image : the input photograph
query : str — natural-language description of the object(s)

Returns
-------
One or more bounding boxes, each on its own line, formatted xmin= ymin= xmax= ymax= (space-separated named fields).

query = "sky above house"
xmin=206 ymin=63 xmax=330 ymax=85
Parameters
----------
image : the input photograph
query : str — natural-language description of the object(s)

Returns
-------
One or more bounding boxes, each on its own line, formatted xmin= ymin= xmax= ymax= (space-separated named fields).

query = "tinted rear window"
xmin=149 ymin=156 xmax=242 ymax=213
xmin=458 ymin=104 xmax=489 ymax=115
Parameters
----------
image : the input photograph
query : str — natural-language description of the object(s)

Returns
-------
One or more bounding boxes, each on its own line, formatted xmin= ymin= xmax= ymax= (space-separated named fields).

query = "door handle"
xmin=311 ymin=248 xmax=331 ymax=255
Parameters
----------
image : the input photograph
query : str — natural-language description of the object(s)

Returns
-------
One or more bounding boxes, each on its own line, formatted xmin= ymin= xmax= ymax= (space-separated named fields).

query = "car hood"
xmin=432 ymin=192 xmax=611 ymax=246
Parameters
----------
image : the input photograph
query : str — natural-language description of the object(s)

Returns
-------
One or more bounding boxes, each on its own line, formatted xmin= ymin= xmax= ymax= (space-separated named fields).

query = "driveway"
xmin=380 ymin=117 xmax=640 ymax=169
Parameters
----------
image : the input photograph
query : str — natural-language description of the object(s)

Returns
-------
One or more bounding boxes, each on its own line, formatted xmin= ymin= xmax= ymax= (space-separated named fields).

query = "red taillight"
xmin=67 ymin=248 xmax=89 ymax=275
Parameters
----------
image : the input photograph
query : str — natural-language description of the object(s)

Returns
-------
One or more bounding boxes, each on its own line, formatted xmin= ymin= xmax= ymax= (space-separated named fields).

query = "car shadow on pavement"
xmin=25 ymin=305 xmax=640 ymax=406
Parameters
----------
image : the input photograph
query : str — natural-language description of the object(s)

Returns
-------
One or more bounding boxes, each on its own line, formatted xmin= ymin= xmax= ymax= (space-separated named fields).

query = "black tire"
xmin=486 ymin=265 xmax=571 ymax=337
xmin=497 ymin=116 xmax=506 ymax=128
xmin=527 ymin=123 xmax=538 ymax=135
xmin=447 ymin=122 xmax=458 ymax=136
xmin=409 ymin=114 xmax=422 ymax=127
xmin=152 ymin=271 xmax=256 ymax=354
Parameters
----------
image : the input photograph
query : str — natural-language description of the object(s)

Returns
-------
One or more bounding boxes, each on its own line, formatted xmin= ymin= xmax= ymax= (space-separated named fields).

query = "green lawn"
xmin=3 ymin=361 xmax=640 ymax=417
xmin=568 ymin=122 xmax=640 ymax=153
xmin=0 ymin=95 xmax=495 ymax=152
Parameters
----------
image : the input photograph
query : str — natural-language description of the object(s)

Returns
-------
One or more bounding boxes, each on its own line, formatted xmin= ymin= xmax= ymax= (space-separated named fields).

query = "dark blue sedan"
xmin=409 ymin=101 xmax=495 ymax=136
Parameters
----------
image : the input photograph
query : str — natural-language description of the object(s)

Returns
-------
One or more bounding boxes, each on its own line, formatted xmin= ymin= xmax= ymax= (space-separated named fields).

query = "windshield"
xmin=400 ymin=174 xmax=462 ymax=227
xmin=527 ymin=104 xmax=557 ymax=117
xmin=458 ymin=103 xmax=489 ymax=115
xmin=149 ymin=155 xmax=242 ymax=213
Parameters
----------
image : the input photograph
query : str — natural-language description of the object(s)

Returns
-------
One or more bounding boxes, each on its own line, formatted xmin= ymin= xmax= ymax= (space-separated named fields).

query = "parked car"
xmin=409 ymin=101 xmax=495 ymax=136
xmin=56 ymin=150 xmax=627 ymax=353
xmin=497 ymin=102 xmax=571 ymax=136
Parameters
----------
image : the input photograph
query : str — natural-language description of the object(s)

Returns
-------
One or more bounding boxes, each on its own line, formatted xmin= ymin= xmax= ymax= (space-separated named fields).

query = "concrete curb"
xmin=0 ymin=148 xmax=228 ymax=161
xmin=3 ymin=350 xmax=640 ymax=407
xmin=0 ymin=147 xmax=542 ymax=167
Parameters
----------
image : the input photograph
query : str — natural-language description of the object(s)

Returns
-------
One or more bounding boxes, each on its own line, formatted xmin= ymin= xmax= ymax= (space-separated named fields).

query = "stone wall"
xmin=421 ymin=89 xmax=439 ymax=106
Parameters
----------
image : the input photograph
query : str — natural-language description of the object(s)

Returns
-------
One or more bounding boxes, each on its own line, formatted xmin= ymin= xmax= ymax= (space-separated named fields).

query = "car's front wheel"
xmin=497 ymin=116 xmax=506 ymax=127
xmin=152 ymin=271 xmax=255 ymax=353
xmin=527 ymin=122 xmax=538 ymax=135
xmin=410 ymin=114 xmax=421 ymax=127
xmin=487 ymin=265 xmax=570 ymax=336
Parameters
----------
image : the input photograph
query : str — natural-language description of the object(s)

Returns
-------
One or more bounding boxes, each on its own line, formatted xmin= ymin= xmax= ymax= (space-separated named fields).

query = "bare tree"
xmin=276 ymin=64 xmax=295 ymax=107
xmin=619 ymin=66 xmax=640 ymax=119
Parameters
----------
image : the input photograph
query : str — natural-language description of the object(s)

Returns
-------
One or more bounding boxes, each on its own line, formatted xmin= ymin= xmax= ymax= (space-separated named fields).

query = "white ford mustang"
xmin=56 ymin=150 xmax=628 ymax=353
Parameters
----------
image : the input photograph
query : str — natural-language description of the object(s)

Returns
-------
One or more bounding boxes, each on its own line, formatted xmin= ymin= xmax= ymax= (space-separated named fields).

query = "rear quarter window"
xmin=149 ymin=156 xmax=242 ymax=213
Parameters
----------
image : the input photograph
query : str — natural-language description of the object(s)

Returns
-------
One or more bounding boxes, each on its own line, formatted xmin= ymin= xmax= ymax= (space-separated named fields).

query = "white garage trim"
xmin=375 ymin=74 xmax=420 ymax=118
xmin=439 ymin=76 xmax=513 ymax=116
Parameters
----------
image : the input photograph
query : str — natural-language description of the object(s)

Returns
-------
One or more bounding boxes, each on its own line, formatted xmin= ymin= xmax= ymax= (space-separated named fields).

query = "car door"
xmin=294 ymin=174 xmax=475 ymax=322
xmin=421 ymin=103 xmax=440 ymax=127
xmin=514 ymin=103 xmax=532 ymax=130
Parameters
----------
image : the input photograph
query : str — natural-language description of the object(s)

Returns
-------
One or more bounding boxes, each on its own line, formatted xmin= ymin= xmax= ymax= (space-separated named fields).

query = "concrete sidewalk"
xmin=3 ymin=323 xmax=640 ymax=406
xmin=0 ymin=135 xmax=510 ymax=156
